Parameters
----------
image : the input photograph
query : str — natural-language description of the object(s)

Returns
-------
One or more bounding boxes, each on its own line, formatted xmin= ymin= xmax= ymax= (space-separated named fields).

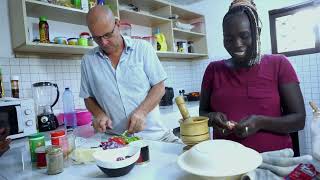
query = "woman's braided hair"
xmin=223 ymin=0 xmax=262 ymax=66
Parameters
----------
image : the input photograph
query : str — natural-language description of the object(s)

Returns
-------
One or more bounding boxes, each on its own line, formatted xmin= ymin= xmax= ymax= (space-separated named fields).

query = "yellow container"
xmin=179 ymin=116 xmax=209 ymax=146
xmin=180 ymin=133 xmax=210 ymax=146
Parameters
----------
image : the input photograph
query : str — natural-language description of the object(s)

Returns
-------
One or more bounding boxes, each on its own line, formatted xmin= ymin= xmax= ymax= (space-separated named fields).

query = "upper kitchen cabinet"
xmin=9 ymin=0 xmax=208 ymax=60
xmin=9 ymin=0 xmax=119 ymax=56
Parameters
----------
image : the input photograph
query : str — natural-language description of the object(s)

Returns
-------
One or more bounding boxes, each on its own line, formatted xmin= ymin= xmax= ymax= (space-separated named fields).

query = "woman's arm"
xmin=235 ymin=83 xmax=306 ymax=137
xmin=199 ymin=87 xmax=232 ymax=130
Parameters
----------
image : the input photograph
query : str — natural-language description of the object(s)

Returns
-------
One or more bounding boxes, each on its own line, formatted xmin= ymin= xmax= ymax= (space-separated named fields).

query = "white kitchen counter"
xmin=0 ymin=134 xmax=200 ymax=180
xmin=159 ymin=101 xmax=200 ymax=129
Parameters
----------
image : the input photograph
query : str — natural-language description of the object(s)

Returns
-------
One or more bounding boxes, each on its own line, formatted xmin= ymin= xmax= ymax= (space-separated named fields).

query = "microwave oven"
xmin=0 ymin=98 xmax=37 ymax=139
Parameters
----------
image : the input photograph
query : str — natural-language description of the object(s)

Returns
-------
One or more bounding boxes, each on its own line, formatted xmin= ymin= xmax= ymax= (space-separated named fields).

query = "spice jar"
xmin=28 ymin=133 xmax=45 ymax=162
xmin=11 ymin=75 xmax=19 ymax=98
xmin=46 ymin=146 xmax=64 ymax=175
xmin=35 ymin=146 xmax=47 ymax=169
xmin=50 ymin=130 xmax=68 ymax=160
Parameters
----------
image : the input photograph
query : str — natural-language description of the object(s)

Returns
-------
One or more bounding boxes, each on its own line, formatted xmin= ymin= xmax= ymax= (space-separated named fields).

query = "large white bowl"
xmin=92 ymin=146 xmax=140 ymax=177
xmin=177 ymin=140 xmax=262 ymax=179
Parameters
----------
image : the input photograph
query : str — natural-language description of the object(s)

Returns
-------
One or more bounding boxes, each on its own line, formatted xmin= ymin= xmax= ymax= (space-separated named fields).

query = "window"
xmin=269 ymin=1 xmax=320 ymax=56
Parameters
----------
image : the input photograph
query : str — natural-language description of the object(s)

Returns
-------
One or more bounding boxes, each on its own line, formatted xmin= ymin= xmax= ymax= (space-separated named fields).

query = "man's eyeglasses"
xmin=92 ymin=23 xmax=116 ymax=41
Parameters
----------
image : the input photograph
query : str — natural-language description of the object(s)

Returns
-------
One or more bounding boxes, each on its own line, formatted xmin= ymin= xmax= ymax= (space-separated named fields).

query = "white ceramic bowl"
xmin=92 ymin=146 xmax=140 ymax=177
xmin=177 ymin=140 xmax=262 ymax=179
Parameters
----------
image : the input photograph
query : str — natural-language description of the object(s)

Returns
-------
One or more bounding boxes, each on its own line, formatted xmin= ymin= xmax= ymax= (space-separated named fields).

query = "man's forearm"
xmin=84 ymin=97 xmax=106 ymax=118
xmin=137 ymin=81 xmax=165 ymax=114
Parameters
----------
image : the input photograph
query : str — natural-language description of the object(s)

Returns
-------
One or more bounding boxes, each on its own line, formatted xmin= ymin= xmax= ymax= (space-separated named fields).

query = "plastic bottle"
xmin=309 ymin=101 xmax=320 ymax=161
xmin=63 ymin=88 xmax=77 ymax=129
xmin=39 ymin=16 xmax=50 ymax=43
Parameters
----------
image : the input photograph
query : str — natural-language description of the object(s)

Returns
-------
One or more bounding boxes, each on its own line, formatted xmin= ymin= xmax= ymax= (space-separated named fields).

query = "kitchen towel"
xmin=241 ymin=148 xmax=313 ymax=180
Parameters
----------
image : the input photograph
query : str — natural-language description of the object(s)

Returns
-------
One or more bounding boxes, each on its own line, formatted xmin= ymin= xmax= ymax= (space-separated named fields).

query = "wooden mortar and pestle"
xmin=175 ymin=96 xmax=210 ymax=150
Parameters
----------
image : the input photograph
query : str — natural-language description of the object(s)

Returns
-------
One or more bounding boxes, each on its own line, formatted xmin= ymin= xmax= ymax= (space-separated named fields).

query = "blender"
xmin=32 ymin=82 xmax=60 ymax=132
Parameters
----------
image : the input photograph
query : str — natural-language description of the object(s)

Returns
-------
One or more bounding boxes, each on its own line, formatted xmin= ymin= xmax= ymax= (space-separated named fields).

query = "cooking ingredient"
xmin=116 ymin=157 xmax=124 ymax=161
xmin=39 ymin=16 xmax=50 ymax=43
xmin=226 ymin=121 xmax=237 ymax=130
xmin=100 ymin=140 xmax=125 ymax=150
xmin=109 ymin=137 xmax=126 ymax=145
xmin=46 ymin=146 xmax=64 ymax=175
xmin=50 ymin=130 xmax=68 ymax=159
xmin=28 ymin=133 xmax=45 ymax=162
xmin=11 ymin=75 xmax=19 ymax=98
xmin=72 ymin=148 xmax=98 ymax=163
xmin=35 ymin=146 xmax=47 ymax=168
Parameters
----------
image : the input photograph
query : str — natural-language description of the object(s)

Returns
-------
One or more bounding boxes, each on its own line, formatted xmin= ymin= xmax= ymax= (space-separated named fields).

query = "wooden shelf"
xmin=171 ymin=5 xmax=203 ymax=20
xmin=156 ymin=51 xmax=208 ymax=59
xmin=14 ymin=42 xmax=94 ymax=55
xmin=173 ymin=28 xmax=205 ymax=39
xmin=25 ymin=0 xmax=88 ymax=25
xmin=119 ymin=8 xmax=170 ymax=26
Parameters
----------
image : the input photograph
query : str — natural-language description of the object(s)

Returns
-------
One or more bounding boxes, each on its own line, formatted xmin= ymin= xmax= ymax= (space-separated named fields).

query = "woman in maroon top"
xmin=200 ymin=0 xmax=306 ymax=153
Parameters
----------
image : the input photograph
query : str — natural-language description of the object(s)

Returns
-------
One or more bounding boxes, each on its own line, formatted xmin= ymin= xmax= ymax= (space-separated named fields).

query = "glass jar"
xmin=46 ymin=146 xmax=64 ymax=175
xmin=11 ymin=75 xmax=19 ymax=98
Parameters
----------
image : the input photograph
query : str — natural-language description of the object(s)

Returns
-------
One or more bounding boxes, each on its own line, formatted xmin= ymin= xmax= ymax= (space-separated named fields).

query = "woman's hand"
xmin=234 ymin=115 xmax=262 ymax=138
xmin=208 ymin=112 xmax=237 ymax=136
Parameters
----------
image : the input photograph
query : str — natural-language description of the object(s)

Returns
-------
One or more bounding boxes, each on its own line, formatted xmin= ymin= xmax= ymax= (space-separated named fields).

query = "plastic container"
xmin=54 ymin=37 xmax=68 ymax=45
xmin=67 ymin=38 xmax=78 ymax=45
xmin=62 ymin=88 xmax=77 ymax=129
xmin=80 ymin=32 xmax=90 ymax=39
xmin=191 ymin=20 xmax=205 ymax=33
xmin=78 ymin=38 xmax=88 ymax=46
xmin=142 ymin=36 xmax=157 ymax=50
xmin=39 ymin=16 xmax=50 ymax=43
xmin=57 ymin=109 xmax=92 ymax=126
xmin=119 ymin=22 xmax=132 ymax=37
xmin=28 ymin=133 xmax=45 ymax=162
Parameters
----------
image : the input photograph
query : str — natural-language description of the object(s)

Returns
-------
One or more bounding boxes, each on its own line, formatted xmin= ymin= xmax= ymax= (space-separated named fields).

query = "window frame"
xmin=269 ymin=0 xmax=320 ymax=57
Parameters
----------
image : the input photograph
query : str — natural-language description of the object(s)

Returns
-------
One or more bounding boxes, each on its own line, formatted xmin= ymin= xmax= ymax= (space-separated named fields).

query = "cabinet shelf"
xmin=15 ymin=42 xmax=94 ymax=55
xmin=10 ymin=0 xmax=208 ymax=60
xmin=25 ymin=0 xmax=88 ymax=25
xmin=173 ymin=28 xmax=205 ymax=39
xmin=156 ymin=51 xmax=207 ymax=59
xmin=119 ymin=8 xmax=171 ymax=26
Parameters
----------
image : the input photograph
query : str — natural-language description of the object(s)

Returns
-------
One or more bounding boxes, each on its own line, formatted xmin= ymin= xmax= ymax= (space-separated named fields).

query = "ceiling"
xmin=166 ymin=0 xmax=205 ymax=5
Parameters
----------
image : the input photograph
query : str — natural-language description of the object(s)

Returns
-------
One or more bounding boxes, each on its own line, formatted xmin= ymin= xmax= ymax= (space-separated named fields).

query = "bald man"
xmin=80 ymin=6 xmax=179 ymax=142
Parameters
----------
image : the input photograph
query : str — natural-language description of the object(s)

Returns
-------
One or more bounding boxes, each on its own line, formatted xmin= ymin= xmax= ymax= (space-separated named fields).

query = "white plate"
xmin=177 ymin=140 xmax=262 ymax=178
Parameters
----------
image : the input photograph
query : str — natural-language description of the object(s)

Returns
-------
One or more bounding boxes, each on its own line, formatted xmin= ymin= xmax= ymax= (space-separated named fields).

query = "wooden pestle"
xmin=175 ymin=96 xmax=193 ymax=123
xmin=309 ymin=101 xmax=320 ymax=113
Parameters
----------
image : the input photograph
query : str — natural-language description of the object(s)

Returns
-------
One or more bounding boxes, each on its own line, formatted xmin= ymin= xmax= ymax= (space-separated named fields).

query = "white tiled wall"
xmin=0 ymin=57 xmax=83 ymax=114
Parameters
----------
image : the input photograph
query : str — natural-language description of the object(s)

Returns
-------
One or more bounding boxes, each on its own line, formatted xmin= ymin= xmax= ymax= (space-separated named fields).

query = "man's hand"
xmin=93 ymin=113 xmax=113 ymax=133
xmin=127 ymin=109 xmax=147 ymax=134
xmin=0 ymin=128 xmax=11 ymax=157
